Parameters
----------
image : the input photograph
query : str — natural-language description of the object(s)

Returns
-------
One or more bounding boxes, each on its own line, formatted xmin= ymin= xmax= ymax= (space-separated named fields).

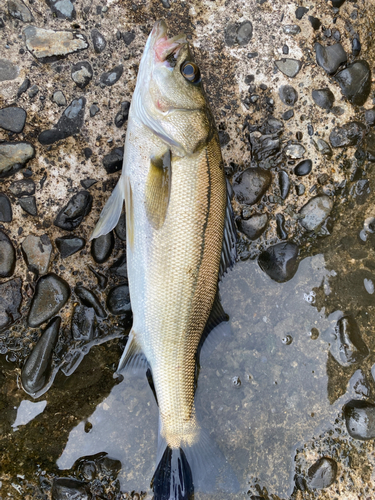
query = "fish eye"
xmin=181 ymin=61 xmax=201 ymax=84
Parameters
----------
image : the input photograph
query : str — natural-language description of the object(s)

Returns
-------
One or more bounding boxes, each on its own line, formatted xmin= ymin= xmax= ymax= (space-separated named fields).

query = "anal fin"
xmin=90 ymin=175 xmax=125 ymax=240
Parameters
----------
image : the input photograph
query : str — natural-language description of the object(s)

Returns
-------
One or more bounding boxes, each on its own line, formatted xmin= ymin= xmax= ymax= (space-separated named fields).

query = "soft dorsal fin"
xmin=117 ymin=330 xmax=148 ymax=373
xmin=145 ymin=150 xmax=171 ymax=230
xmin=219 ymin=179 xmax=237 ymax=279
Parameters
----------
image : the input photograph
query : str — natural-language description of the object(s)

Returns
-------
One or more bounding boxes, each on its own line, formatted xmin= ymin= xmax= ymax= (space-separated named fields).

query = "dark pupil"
xmin=184 ymin=64 xmax=194 ymax=76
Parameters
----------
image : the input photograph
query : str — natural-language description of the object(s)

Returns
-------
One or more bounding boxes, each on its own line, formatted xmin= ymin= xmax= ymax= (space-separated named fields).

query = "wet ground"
xmin=0 ymin=0 xmax=375 ymax=498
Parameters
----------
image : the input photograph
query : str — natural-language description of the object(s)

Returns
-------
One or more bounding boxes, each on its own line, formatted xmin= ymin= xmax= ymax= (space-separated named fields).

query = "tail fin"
xmin=152 ymin=446 xmax=194 ymax=500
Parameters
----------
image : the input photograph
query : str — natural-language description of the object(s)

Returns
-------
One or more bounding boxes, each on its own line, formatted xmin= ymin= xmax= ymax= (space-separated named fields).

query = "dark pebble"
xmin=160 ymin=0 xmax=170 ymax=7
xmin=282 ymin=109 xmax=294 ymax=121
xmin=28 ymin=273 xmax=70 ymax=327
xmin=353 ymin=179 xmax=370 ymax=205
xmin=75 ymin=286 xmax=107 ymax=318
xmin=282 ymin=45 xmax=289 ymax=55
xmin=279 ymin=85 xmax=298 ymax=106
xmin=55 ymin=235 xmax=86 ymax=258
xmin=103 ymin=147 xmax=123 ymax=174
xmin=19 ymin=195 xmax=37 ymax=216
xmin=364 ymin=108 xmax=375 ymax=127
xmin=278 ymin=170 xmax=290 ymax=200
xmin=296 ymin=183 xmax=305 ymax=196
xmin=259 ymin=116 xmax=284 ymax=135
xmin=233 ymin=167 xmax=272 ymax=205
xmin=71 ymin=61 xmax=93 ymax=89
xmin=28 ymin=84 xmax=39 ymax=98
xmin=90 ymin=104 xmax=100 ymax=117
xmin=52 ymin=478 xmax=91 ymax=500
xmin=45 ymin=0 xmax=75 ymax=19
xmin=275 ymin=59 xmax=302 ymax=78
xmin=54 ymin=191 xmax=93 ymax=231
xmin=312 ymin=88 xmax=335 ymax=110
xmin=115 ymin=101 xmax=130 ymax=128
xmin=0 ymin=193 xmax=12 ymax=222
xmin=91 ymin=28 xmax=106 ymax=53
xmin=299 ymin=195 xmax=333 ymax=231
xmin=307 ymin=457 xmax=337 ymax=490
xmin=218 ymin=130 xmax=230 ymax=147
xmin=329 ymin=121 xmax=365 ymax=148
xmin=88 ymin=265 xmax=108 ymax=290
xmin=258 ymin=242 xmax=299 ymax=283
xmin=335 ymin=61 xmax=371 ymax=106
xmin=314 ymin=42 xmax=347 ymax=74
xmin=0 ymin=142 xmax=35 ymax=179
xmin=307 ymin=124 xmax=314 ymax=136
xmin=39 ymin=97 xmax=86 ymax=146
xmin=314 ymin=138 xmax=333 ymax=157
xmin=283 ymin=25 xmax=301 ymax=35
xmin=249 ymin=132 xmax=280 ymax=161
xmin=0 ymin=106 xmax=27 ymax=133
xmin=296 ymin=131 xmax=302 ymax=141
xmin=21 ymin=234 xmax=52 ymax=275
xmin=80 ymin=178 xmax=97 ymax=189
xmin=237 ymin=21 xmax=253 ymax=45
xmin=21 ymin=317 xmax=61 ymax=395
xmin=100 ymin=65 xmax=123 ymax=86
xmin=83 ymin=147 xmax=92 ymax=159
xmin=0 ymin=278 xmax=22 ymax=332
xmin=17 ymin=78 xmax=30 ymax=97
xmin=115 ymin=212 xmax=126 ymax=241
xmin=294 ymin=159 xmax=312 ymax=176
xmin=71 ymin=304 xmax=97 ymax=341
xmin=352 ymin=37 xmax=361 ymax=56
xmin=336 ymin=315 xmax=369 ymax=366
xmin=276 ymin=213 xmax=288 ymax=239
xmin=122 ymin=31 xmax=135 ymax=45
xmin=109 ymin=252 xmax=127 ymax=278
xmin=308 ymin=16 xmax=321 ymax=30
xmin=247 ymin=52 xmax=258 ymax=59
xmin=344 ymin=400 xmax=375 ymax=440
xmin=331 ymin=0 xmax=346 ymax=7
xmin=295 ymin=6 xmax=308 ymax=19
xmin=106 ymin=284 xmax=131 ymax=315
xmin=9 ymin=178 xmax=35 ymax=197
xmin=8 ymin=0 xmax=34 ymax=22
xmin=0 ymin=230 xmax=16 ymax=278
xmin=91 ymin=231 xmax=114 ymax=263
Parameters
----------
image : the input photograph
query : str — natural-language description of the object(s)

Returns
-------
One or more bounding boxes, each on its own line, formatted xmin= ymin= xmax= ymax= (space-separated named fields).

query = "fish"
xmin=91 ymin=20 xmax=237 ymax=499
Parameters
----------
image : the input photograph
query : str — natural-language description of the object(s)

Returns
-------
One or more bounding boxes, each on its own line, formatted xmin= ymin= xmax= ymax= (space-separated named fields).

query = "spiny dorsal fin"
xmin=117 ymin=330 xmax=148 ymax=373
xmin=145 ymin=150 xmax=171 ymax=230
xmin=219 ymin=179 xmax=237 ymax=279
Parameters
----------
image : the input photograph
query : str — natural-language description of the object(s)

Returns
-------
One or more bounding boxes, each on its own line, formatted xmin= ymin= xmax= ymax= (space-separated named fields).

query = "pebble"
xmin=100 ymin=65 xmax=124 ymax=86
xmin=21 ymin=234 xmax=52 ymax=275
xmin=80 ymin=178 xmax=97 ymax=189
xmin=0 ymin=106 xmax=27 ymax=133
xmin=0 ymin=142 xmax=35 ymax=178
xmin=7 ymin=0 xmax=33 ymax=22
xmin=106 ymin=284 xmax=131 ymax=315
xmin=314 ymin=138 xmax=333 ymax=157
xmin=296 ymin=183 xmax=305 ymax=196
xmin=225 ymin=21 xmax=253 ymax=46
xmin=307 ymin=457 xmax=337 ymax=490
xmin=19 ymin=195 xmax=37 ymax=216
xmin=103 ymin=147 xmax=123 ymax=174
xmin=71 ymin=61 xmax=93 ymax=88
xmin=71 ymin=304 xmax=97 ymax=341
xmin=0 ymin=230 xmax=16 ymax=278
xmin=308 ymin=16 xmax=321 ymax=30
xmin=109 ymin=253 xmax=127 ymax=278
xmin=284 ymin=143 xmax=305 ymax=159
xmin=16 ymin=78 xmax=30 ymax=97
xmin=91 ymin=232 xmax=114 ymax=263
xmin=54 ymin=191 xmax=92 ymax=231
xmin=24 ymin=26 xmax=88 ymax=62
xmin=278 ymin=170 xmax=290 ymax=199
xmin=0 ymin=59 xmax=19 ymax=82
xmin=115 ymin=212 xmax=126 ymax=240
xmin=0 ymin=278 xmax=22 ymax=332
xmin=329 ymin=121 xmax=365 ymax=148
xmin=9 ymin=178 xmax=35 ymax=197
xmin=249 ymin=132 xmax=280 ymax=161
xmin=352 ymin=37 xmax=361 ymax=56
xmin=28 ymin=84 xmax=39 ymax=98
xmin=115 ymin=101 xmax=130 ymax=128
xmin=75 ymin=286 xmax=107 ymax=319
xmin=237 ymin=213 xmax=268 ymax=240
xmin=91 ymin=28 xmax=106 ymax=53
xmin=21 ymin=317 xmax=61 ymax=395
xmin=45 ymin=0 xmax=75 ymax=19
xmin=0 ymin=193 xmax=12 ymax=222
xmin=282 ymin=109 xmax=294 ymax=121
xmin=314 ymin=42 xmax=347 ymax=74
xmin=233 ymin=167 xmax=272 ymax=205
xmin=90 ymin=104 xmax=100 ymax=117
xmin=122 ymin=31 xmax=135 ymax=45
xmin=88 ymin=265 xmax=108 ymax=290
xmin=335 ymin=61 xmax=371 ymax=106
xmin=283 ymin=25 xmax=301 ymax=35
xmin=294 ymin=159 xmax=312 ymax=176
xmin=52 ymin=478 xmax=91 ymax=500
xmin=336 ymin=315 xmax=369 ymax=366
xmin=279 ymin=85 xmax=298 ymax=106
xmin=52 ymin=90 xmax=67 ymax=107
xmin=311 ymin=88 xmax=335 ymax=110
xmin=295 ymin=6 xmax=308 ymax=19
xmin=364 ymin=108 xmax=375 ymax=126
xmin=55 ymin=235 xmax=85 ymax=258
xmin=353 ymin=179 xmax=371 ymax=205
xmin=28 ymin=273 xmax=70 ymax=328
xmin=275 ymin=59 xmax=302 ymax=78
xmin=259 ymin=116 xmax=284 ymax=135
xmin=276 ymin=213 xmax=288 ymax=239
xmin=258 ymin=242 xmax=299 ymax=283
xmin=282 ymin=45 xmax=289 ymax=55
xmin=39 ymin=97 xmax=86 ymax=145
xmin=299 ymin=195 xmax=333 ymax=231
xmin=344 ymin=400 xmax=375 ymax=440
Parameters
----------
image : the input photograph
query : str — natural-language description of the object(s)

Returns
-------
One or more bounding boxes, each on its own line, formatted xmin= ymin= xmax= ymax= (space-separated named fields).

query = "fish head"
xmin=134 ymin=20 xmax=213 ymax=156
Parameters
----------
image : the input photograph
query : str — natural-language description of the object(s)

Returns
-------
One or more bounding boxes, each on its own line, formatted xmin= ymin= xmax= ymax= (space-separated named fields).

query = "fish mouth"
xmin=152 ymin=20 xmax=187 ymax=64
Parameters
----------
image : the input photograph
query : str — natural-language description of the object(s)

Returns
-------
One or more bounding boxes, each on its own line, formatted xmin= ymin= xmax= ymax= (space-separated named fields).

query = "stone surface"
xmin=21 ymin=234 xmax=52 ymax=275
xmin=39 ymin=97 xmax=86 ymax=145
xmin=54 ymin=191 xmax=92 ymax=231
xmin=284 ymin=143 xmax=305 ymax=159
xmin=0 ymin=143 xmax=34 ymax=178
xmin=283 ymin=25 xmax=301 ymax=35
xmin=279 ymin=85 xmax=298 ymax=106
xmin=71 ymin=304 xmax=97 ymax=341
xmin=8 ymin=0 xmax=34 ymax=22
xmin=71 ymin=61 xmax=93 ymax=89
xmin=55 ymin=236 xmax=85 ymax=258
xmin=106 ymin=284 xmax=131 ymax=316
xmin=0 ymin=59 xmax=19 ymax=82
xmin=311 ymin=88 xmax=335 ymax=110
xmin=294 ymin=159 xmax=312 ymax=176
xmin=249 ymin=132 xmax=280 ymax=162
xmin=102 ymin=147 xmax=123 ymax=174
xmin=237 ymin=213 xmax=268 ymax=240
xmin=233 ymin=168 xmax=272 ymax=205
xmin=52 ymin=478 xmax=91 ymax=500
xmin=314 ymin=42 xmax=347 ymax=74
xmin=91 ymin=29 xmax=107 ymax=53
xmin=0 ymin=278 xmax=22 ymax=332
xmin=344 ymin=400 xmax=375 ymax=440
xmin=52 ymin=90 xmax=67 ymax=106
xmin=278 ymin=170 xmax=290 ymax=199
xmin=299 ymin=195 xmax=333 ymax=231
xmin=275 ymin=59 xmax=302 ymax=78
xmin=258 ymin=242 xmax=299 ymax=283
xmin=109 ymin=253 xmax=127 ymax=278
xmin=0 ymin=194 xmax=12 ymax=222
xmin=16 ymin=78 xmax=30 ymax=97
xmin=75 ymin=286 xmax=107 ymax=319
xmin=329 ymin=121 xmax=365 ymax=148
xmin=23 ymin=26 xmax=88 ymax=61
xmin=335 ymin=61 xmax=372 ymax=106
xmin=45 ymin=0 xmax=75 ymax=19
xmin=115 ymin=101 xmax=130 ymax=128
xmin=336 ymin=316 xmax=369 ymax=367
xmin=0 ymin=106 xmax=26 ymax=133
xmin=100 ymin=65 xmax=123 ymax=86
xmin=91 ymin=232 xmax=114 ymax=264
xmin=19 ymin=196 xmax=37 ymax=216
xmin=115 ymin=213 xmax=126 ymax=241
xmin=225 ymin=21 xmax=253 ymax=46
xmin=0 ymin=230 xmax=16 ymax=278
xmin=307 ymin=457 xmax=337 ymax=490
xmin=9 ymin=178 xmax=35 ymax=197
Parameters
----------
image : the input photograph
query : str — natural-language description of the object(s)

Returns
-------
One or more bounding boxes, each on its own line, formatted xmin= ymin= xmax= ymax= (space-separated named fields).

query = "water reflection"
xmin=12 ymin=400 xmax=47 ymax=430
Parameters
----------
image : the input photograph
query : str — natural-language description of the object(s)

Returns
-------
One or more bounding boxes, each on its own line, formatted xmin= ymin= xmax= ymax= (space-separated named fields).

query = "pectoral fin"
xmin=145 ymin=151 xmax=171 ymax=230
xmin=219 ymin=179 xmax=238 ymax=279
xmin=90 ymin=176 xmax=125 ymax=240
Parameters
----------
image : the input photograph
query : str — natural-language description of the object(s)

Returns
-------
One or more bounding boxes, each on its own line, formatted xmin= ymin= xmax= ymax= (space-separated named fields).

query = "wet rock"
xmin=278 ymin=170 xmax=290 ymax=199
xmin=311 ymin=88 xmax=335 ymax=110
xmin=91 ymin=232 xmax=114 ymax=263
xmin=249 ymin=132 xmax=280 ymax=161
xmin=314 ymin=42 xmax=347 ymax=74
xmin=335 ymin=61 xmax=371 ymax=106
xmin=258 ymin=242 xmax=299 ymax=283
xmin=88 ymin=265 xmax=108 ymax=290
xmin=21 ymin=234 xmax=52 ymax=275
xmin=106 ymin=284 xmax=131 ymax=316
xmin=89 ymin=29 xmax=106 ymax=54
xmin=46 ymin=0 xmax=75 ymax=19
xmin=0 ymin=107 xmax=27 ymax=133
xmin=225 ymin=21 xmax=253 ymax=46
xmin=283 ymin=25 xmax=301 ymax=35
xmin=71 ymin=61 xmax=93 ymax=89
xmin=296 ymin=183 xmax=305 ymax=196
xmin=115 ymin=101 xmax=130 ymax=128
xmin=353 ymin=179 xmax=370 ymax=205
xmin=352 ymin=37 xmax=361 ymax=57
xmin=54 ymin=191 xmax=92 ymax=231
xmin=233 ymin=168 xmax=272 ymax=205
xmin=294 ymin=159 xmax=312 ymax=176
xmin=284 ymin=143 xmax=305 ymax=159
xmin=336 ymin=316 xmax=369 ymax=367
xmin=344 ymin=400 xmax=375 ymax=440
xmin=307 ymin=457 xmax=337 ymax=490
xmin=90 ymin=105 xmax=100 ymax=117
xmin=299 ymin=195 xmax=333 ymax=231
xmin=237 ymin=213 xmax=268 ymax=240
xmin=75 ymin=286 xmax=107 ymax=319
xmin=9 ymin=178 xmax=35 ymax=197
xmin=52 ymin=478 xmax=91 ymax=500
xmin=103 ymin=147 xmax=123 ymax=174
xmin=275 ymin=59 xmax=302 ymax=78
xmin=331 ymin=0 xmax=346 ymax=6
xmin=314 ymin=138 xmax=333 ymax=157
xmin=52 ymin=90 xmax=66 ymax=107
xmin=0 ymin=230 xmax=16 ymax=278
xmin=8 ymin=0 xmax=33 ymax=22
xmin=16 ymin=78 xmax=30 ymax=97
xmin=71 ymin=304 xmax=97 ymax=341
xmin=19 ymin=196 xmax=37 ymax=216
xmin=308 ymin=16 xmax=321 ymax=30
xmin=55 ymin=236 xmax=85 ymax=258
xmin=259 ymin=116 xmax=284 ymax=135
xmin=0 ymin=142 xmax=34 ymax=178
xmin=100 ymin=65 xmax=123 ymax=86
xmin=23 ymin=26 xmax=88 ymax=62
xmin=365 ymin=109 xmax=375 ymax=127
xmin=218 ymin=130 xmax=230 ymax=147
xmin=329 ymin=121 xmax=365 ymax=148
xmin=0 ymin=59 xmax=19 ymax=82
xmin=115 ymin=212 xmax=126 ymax=241
xmin=21 ymin=317 xmax=61 ymax=395
xmin=295 ymin=6 xmax=308 ymax=19
xmin=276 ymin=213 xmax=288 ymax=239
xmin=28 ymin=273 xmax=70 ymax=328
xmin=39 ymin=97 xmax=86 ymax=145
xmin=80 ymin=178 xmax=97 ymax=189
xmin=279 ymin=85 xmax=298 ymax=106
xmin=122 ymin=31 xmax=135 ymax=45
xmin=28 ymin=84 xmax=39 ymax=98
xmin=109 ymin=253 xmax=127 ymax=278
xmin=0 ymin=278 xmax=22 ymax=332
xmin=282 ymin=109 xmax=294 ymax=121
xmin=0 ymin=194 xmax=12 ymax=222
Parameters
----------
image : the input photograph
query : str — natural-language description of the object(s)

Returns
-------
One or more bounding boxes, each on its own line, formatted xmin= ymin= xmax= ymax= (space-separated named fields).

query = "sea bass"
xmin=92 ymin=20 xmax=237 ymax=499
